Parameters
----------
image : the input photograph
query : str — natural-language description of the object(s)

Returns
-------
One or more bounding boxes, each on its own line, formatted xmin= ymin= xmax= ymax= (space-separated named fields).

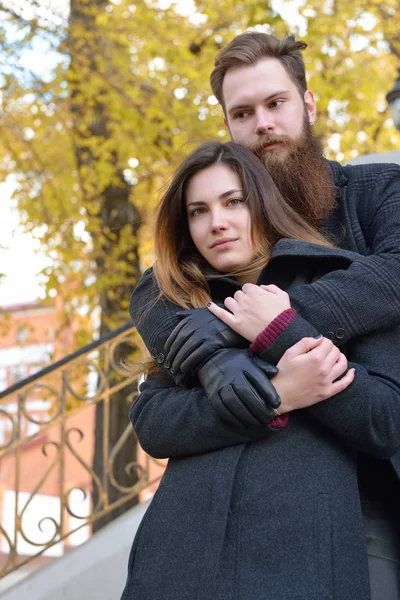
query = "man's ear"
xmin=304 ymin=90 xmax=316 ymax=125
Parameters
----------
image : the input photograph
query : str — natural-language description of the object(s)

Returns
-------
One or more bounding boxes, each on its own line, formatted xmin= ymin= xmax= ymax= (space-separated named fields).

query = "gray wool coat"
xmin=121 ymin=240 xmax=400 ymax=600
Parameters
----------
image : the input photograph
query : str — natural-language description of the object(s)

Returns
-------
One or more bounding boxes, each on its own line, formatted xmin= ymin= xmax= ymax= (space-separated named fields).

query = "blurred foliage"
xmin=0 ymin=0 xmax=399 ymax=343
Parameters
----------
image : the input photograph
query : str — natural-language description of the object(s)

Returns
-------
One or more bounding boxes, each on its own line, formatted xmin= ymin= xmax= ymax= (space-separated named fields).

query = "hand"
xmin=272 ymin=336 xmax=355 ymax=413
xmin=197 ymin=348 xmax=280 ymax=428
xmin=164 ymin=308 xmax=248 ymax=376
xmin=207 ymin=283 xmax=291 ymax=342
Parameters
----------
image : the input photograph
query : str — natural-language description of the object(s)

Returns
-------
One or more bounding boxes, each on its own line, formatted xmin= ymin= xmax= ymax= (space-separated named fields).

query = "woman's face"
xmin=185 ymin=163 xmax=257 ymax=275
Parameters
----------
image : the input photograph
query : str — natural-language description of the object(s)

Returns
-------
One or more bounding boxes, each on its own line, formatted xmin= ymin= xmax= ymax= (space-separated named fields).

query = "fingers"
xmin=306 ymin=342 xmax=347 ymax=383
xmin=283 ymin=335 xmax=324 ymax=359
xmin=328 ymin=368 xmax=356 ymax=396
xmin=292 ymin=337 xmax=336 ymax=364
xmin=179 ymin=344 xmax=214 ymax=374
xmin=224 ymin=296 xmax=237 ymax=313
xmin=212 ymin=387 xmax=243 ymax=427
xmin=260 ymin=284 xmax=289 ymax=300
xmin=233 ymin=290 xmax=246 ymax=302
xmin=254 ymin=358 xmax=279 ymax=379
xmin=164 ymin=318 xmax=189 ymax=353
xmin=170 ymin=338 xmax=202 ymax=373
xmin=167 ymin=322 xmax=197 ymax=366
xmin=318 ymin=343 xmax=341 ymax=373
xmin=175 ymin=310 xmax=192 ymax=319
xmin=241 ymin=283 xmax=259 ymax=294
xmin=329 ymin=352 xmax=348 ymax=382
xmin=260 ymin=284 xmax=283 ymax=295
xmin=311 ymin=337 xmax=338 ymax=360
xmin=245 ymin=370 xmax=281 ymax=410
xmin=218 ymin=386 xmax=263 ymax=427
xmin=259 ymin=284 xmax=291 ymax=309
xmin=207 ymin=301 xmax=235 ymax=327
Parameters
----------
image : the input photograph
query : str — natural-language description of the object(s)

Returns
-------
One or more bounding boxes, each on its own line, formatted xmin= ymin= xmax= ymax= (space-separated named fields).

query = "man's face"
xmin=222 ymin=57 xmax=316 ymax=159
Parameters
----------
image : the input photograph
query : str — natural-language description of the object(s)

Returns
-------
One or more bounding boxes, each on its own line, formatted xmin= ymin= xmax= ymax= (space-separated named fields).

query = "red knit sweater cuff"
xmin=268 ymin=413 xmax=289 ymax=429
xmin=250 ymin=308 xmax=297 ymax=353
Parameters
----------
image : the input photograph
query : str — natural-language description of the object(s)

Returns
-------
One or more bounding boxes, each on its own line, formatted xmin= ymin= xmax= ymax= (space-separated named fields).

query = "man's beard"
xmin=250 ymin=118 xmax=336 ymax=227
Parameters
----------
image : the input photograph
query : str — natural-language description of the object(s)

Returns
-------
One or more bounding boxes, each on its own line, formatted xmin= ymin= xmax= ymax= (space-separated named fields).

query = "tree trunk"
xmin=68 ymin=0 xmax=142 ymax=531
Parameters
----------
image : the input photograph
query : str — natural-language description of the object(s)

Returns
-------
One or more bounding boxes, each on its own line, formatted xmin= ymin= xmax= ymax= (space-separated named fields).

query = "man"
xmin=211 ymin=34 xmax=334 ymax=229
xmin=129 ymin=33 xmax=400 ymax=598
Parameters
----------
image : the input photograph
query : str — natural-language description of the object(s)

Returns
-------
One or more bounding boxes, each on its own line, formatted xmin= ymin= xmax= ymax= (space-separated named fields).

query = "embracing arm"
xmin=260 ymin=320 xmax=400 ymax=458
xmin=269 ymin=320 xmax=400 ymax=458
xmin=289 ymin=166 xmax=400 ymax=344
xmin=307 ymin=327 xmax=400 ymax=458
xmin=130 ymin=376 xmax=277 ymax=459
xmin=211 ymin=284 xmax=400 ymax=458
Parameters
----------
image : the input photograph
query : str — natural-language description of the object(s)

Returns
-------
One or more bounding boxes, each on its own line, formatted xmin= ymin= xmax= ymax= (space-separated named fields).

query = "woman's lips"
xmin=211 ymin=238 xmax=238 ymax=249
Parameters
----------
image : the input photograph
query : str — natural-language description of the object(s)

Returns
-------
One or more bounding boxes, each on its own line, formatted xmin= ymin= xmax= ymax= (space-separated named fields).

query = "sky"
xmin=0 ymin=0 xmax=68 ymax=307
xmin=0 ymin=177 xmax=51 ymax=306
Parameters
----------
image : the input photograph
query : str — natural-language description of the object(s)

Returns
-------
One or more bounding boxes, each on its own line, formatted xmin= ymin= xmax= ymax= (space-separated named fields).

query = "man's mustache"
xmin=250 ymin=134 xmax=294 ymax=155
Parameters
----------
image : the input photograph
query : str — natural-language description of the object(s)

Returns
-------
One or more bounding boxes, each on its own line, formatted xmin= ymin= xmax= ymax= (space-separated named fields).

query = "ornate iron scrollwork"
xmin=0 ymin=325 xmax=165 ymax=578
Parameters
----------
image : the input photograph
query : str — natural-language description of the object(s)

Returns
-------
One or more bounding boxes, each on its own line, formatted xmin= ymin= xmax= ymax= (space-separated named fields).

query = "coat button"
xmin=325 ymin=331 xmax=335 ymax=341
xmin=150 ymin=348 xmax=158 ymax=358
xmin=156 ymin=353 xmax=165 ymax=364
xmin=335 ymin=328 xmax=345 ymax=340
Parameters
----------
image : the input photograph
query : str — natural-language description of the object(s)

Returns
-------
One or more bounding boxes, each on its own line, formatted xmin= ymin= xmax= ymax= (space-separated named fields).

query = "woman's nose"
xmin=210 ymin=211 xmax=229 ymax=232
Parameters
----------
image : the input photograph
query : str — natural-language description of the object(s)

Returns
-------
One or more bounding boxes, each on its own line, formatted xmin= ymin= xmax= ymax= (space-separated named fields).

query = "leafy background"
xmin=1 ymin=0 xmax=400 ymax=339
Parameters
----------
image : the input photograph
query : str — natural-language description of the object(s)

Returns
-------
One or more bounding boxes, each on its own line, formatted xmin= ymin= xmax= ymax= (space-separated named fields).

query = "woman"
xmin=121 ymin=142 xmax=400 ymax=600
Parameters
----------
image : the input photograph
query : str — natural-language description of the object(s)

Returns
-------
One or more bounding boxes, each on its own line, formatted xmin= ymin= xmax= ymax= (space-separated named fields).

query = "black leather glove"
xmin=197 ymin=348 xmax=280 ymax=428
xmin=164 ymin=308 xmax=248 ymax=376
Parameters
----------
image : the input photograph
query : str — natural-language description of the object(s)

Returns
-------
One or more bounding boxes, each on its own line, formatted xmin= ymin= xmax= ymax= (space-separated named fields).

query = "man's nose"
xmin=255 ymin=108 xmax=274 ymax=135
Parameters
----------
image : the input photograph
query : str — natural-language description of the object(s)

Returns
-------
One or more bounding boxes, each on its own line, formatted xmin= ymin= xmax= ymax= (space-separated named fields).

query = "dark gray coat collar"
xmin=204 ymin=238 xmax=360 ymax=294
xmin=270 ymin=238 xmax=360 ymax=264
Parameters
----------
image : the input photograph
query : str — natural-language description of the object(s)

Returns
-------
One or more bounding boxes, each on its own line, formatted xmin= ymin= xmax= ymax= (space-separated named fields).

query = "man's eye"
xmin=270 ymin=100 xmax=283 ymax=108
xmin=234 ymin=111 xmax=249 ymax=119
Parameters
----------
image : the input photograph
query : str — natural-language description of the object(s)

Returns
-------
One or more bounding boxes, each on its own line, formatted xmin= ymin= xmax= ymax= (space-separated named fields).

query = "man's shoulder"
xmin=329 ymin=159 xmax=400 ymax=190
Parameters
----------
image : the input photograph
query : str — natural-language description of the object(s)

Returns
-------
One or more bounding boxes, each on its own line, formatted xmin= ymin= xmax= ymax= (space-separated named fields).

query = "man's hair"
xmin=210 ymin=32 xmax=308 ymax=112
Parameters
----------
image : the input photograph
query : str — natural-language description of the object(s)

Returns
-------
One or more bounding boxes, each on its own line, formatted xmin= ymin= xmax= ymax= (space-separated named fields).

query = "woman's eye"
xmin=191 ymin=208 xmax=205 ymax=217
xmin=227 ymin=197 xmax=244 ymax=206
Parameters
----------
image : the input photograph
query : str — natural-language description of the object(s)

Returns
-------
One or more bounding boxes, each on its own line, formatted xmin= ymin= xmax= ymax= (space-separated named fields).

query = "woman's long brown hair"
xmin=153 ymin=140 xmax=332 ymax=310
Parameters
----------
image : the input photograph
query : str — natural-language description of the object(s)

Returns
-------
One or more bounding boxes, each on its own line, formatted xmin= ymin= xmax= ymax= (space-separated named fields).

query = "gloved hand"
xmin=164 ymin=308 xmax=248 ymax=376
xmin=197 ymin=348 xmax=280 ymax=428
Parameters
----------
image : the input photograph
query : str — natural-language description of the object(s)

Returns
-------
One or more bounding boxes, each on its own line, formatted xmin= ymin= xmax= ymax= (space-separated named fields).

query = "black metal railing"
xmin=0 ymin=322 xmax=164 ymax=578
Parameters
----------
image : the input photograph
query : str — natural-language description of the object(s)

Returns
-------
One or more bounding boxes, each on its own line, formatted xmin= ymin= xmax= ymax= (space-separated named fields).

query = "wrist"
xmin=271 ymin=374 xmax=293 ymax=413
xmin=251 ymin=308 xmax=297 ymax=353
